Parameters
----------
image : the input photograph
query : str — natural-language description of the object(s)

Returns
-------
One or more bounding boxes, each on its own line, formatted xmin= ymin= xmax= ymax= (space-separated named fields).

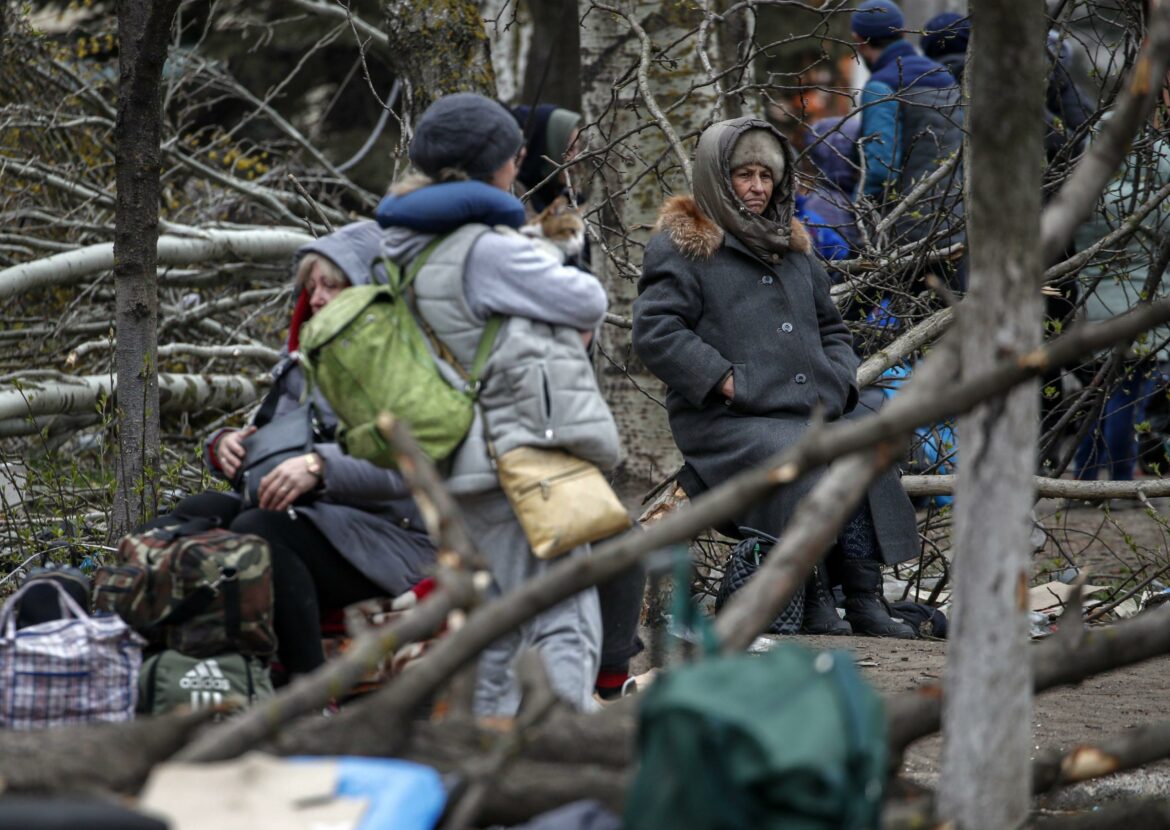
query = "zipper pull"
xmin=540 ymin=479 xmax=552 ymax=500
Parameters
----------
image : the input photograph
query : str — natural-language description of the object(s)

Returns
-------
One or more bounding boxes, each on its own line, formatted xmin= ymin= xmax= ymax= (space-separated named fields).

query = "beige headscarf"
xmin=693 ymin=117 xmax=799 ymax=262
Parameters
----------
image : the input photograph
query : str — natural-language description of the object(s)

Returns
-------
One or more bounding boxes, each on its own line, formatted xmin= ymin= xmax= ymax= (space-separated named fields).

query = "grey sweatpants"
xmin=456 ymin=489 xmax=602 ymax=717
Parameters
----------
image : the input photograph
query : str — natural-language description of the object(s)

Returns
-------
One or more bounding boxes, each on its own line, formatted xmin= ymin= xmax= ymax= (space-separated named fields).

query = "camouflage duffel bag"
xmin=93 ymin=518 xmax=276 ymax=659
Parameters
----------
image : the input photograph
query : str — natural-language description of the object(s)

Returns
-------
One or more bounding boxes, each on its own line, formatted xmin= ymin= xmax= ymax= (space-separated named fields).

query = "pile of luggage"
xmin=0 ymin=517 xmax=275 ymax=729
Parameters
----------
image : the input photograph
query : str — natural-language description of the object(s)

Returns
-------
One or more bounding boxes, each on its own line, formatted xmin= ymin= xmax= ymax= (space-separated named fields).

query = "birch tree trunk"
xmin=580 ymin=2 xmax=724 ymax=484
xmin=382 ymin=0 xmax=497 ymax=124
xmin=111 ymin=0 xmax=180 ymax=538
xmin=481 ymin=0 xmax=531 ymax=105
xmin=938 ymin=3 xmax=1045 ymax=827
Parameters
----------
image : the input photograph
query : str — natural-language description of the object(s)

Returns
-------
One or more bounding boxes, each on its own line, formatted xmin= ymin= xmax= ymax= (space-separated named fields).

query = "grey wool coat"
xmin=632 ymin=124 xmax=918 ymax=564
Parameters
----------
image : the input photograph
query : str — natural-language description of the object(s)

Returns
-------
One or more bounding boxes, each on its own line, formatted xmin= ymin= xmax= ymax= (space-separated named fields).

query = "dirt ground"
xmin=632 ymin=492 xmax=1170 ymax=810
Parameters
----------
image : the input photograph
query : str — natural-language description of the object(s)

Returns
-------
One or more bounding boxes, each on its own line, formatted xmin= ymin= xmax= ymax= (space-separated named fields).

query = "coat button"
xmin=781 ymin=322 xmax=793 ymax=333
xmin=794 ymin=373 xmax=807 ymax=384
xmin=770 ymin=254 xmax=780 ymax=262
xmin=760 ymin=275 xmax=773 ymax=285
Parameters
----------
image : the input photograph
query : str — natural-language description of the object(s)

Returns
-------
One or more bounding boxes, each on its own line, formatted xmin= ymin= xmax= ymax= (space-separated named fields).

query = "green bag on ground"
xmin=299 ymin=235 xmax=500 ymax=468
xmin=138 ymin=650 xmax=273 ymax=716
xmin=625 ymin=553 xmax=887 ymax=830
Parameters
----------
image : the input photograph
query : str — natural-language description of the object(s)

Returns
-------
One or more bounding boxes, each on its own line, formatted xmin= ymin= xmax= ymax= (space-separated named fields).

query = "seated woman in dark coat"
xmin=633 ymin=117 xmax=919 ymax=638
xmin=159 ymin=221 xmax=437 ymax=677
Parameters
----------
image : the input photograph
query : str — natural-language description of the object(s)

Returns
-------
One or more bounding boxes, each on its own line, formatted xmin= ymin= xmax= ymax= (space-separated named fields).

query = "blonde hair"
xmin=388 ymin=167 xmax=472 ymax=198
xmin=294 ymin=253 xmax=348 ymax=294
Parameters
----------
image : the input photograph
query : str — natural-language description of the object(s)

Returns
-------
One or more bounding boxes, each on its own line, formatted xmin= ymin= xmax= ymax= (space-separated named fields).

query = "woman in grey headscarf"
xmin=633 ymin=117 xmax=919 ymax=638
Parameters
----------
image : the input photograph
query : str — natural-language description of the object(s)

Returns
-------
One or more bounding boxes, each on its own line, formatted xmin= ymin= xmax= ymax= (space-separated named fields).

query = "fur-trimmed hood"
xmin=654 ymin=194 xmax=812 ymax=260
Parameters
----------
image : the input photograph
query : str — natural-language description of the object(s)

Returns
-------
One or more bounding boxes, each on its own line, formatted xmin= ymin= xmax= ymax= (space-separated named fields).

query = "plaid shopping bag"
xmin=0 ymin=579 xmax=145 ymax=729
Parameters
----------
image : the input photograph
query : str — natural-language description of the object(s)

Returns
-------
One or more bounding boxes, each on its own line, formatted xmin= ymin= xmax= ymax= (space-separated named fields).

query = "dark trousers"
xmin=146 ymin=492 xmax=385 ymax=675
xmin=596 ymin=564 xmax=645 ymax=673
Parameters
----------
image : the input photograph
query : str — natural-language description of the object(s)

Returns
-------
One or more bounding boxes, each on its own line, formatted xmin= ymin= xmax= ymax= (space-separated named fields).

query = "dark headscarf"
xmin=511 ymin=104 xmax=582 ymax=210
xmin=693 ymin=117 xmax=799 ymax=262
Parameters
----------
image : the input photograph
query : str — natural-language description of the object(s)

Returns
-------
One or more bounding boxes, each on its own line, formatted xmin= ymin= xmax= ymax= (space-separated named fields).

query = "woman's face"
xmin=306 ymin=261 xmax=348 ymax=315
xmin=490 ymin=146 xmax=527 ymax=192
xmin=731 ymin=162 xmax=774 ymax=215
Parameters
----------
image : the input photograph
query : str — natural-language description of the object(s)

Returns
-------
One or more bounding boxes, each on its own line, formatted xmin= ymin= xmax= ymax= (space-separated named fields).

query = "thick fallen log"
xmin=0 ymin=372 xmax=266 ymax=424
xmin=0 ymin=227 xmax=311 ymax=300
xmin=0 ymin=710 xmax=217 ymax=795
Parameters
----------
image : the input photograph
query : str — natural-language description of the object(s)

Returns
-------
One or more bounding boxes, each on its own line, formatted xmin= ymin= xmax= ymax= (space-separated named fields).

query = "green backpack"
xmin=299 ymin=235 xmax=501 ymax=468
xmin=625 ymin=556 xmax=887 ymax=830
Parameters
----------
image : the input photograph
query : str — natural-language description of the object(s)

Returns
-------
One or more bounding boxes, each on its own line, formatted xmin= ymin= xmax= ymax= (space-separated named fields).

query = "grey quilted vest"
xmin=412 ymin=224 xmax=622 ymax=495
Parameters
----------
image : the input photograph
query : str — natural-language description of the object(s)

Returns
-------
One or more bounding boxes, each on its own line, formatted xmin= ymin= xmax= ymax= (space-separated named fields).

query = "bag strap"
xmin=146 ymin=562 xmax=239 ymax=632
xmin=252 ymin=383 xmax=284 ymax=429
xmin=390 ymin=234 xmax=504 ymax=397
xmin=151 ymin=516 xmax=220 ymax=543
xmin=1 ymin=579 xmax=88 ymax=637
xmin=383 ymin=233 xmax=447 ymax=296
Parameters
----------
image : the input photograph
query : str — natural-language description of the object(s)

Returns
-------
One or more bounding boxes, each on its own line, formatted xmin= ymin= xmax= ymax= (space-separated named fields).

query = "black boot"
xmin=801 ymin=565 xmax=851 ymax=635
xmin=840 ymin=559 xmax=917 ymax=639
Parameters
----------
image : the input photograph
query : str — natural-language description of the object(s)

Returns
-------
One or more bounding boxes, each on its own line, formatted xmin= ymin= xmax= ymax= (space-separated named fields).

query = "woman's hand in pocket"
xmin=720 ymin=371 xmax=735 ymax=401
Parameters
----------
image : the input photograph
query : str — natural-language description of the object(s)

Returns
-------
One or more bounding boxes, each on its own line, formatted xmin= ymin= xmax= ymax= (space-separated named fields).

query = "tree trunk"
xmin=111 ymin=0 xmax=180 ymax=538
xmin=580 ymin=2 xmax=722 ymax=486
xmin=481 ymin=0 xmax=531 ymax=105
xmin=382 ymin=0 xmax=496 ymax=124
xmin=713 ymin=0 xmax=755 ymax=120
xmin=937 ymin=3 xmax=1045 ymax=828
xmin=520 ymin=0 xmax=580 ymax=112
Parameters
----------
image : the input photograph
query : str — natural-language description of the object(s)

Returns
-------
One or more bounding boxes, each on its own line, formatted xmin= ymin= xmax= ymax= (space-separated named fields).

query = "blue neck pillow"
xmin=376 ymin=180 xmax=526 ymax=233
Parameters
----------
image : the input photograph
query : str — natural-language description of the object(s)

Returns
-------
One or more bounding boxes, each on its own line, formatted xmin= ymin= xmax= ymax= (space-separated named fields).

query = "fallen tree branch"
xmin=0 ymin=372 xmax=266 ymax=423
xmin=713 ymin=447 xmax=893 ymax=652
xmin=856 ymin=306 xmax=954 ymax=388
xmin=66 ymin=342 xmax=281 ymax=367
xmin=886 ymin=604 xmax=1170 ymax=759
xmin=1031 ymin=798 xmax=1170 ymax=829
xmin=1033 ymin=719 xmax=1170 ymax=795
xmin=900 ymin=474 xmax=1170 ymax=501
xmin=175 ymin=572 xmax=479 ymax=763
xmin=439 ymin=652 xmax=561 ymax=830
xmin=375 ymin=413 xmax=484 ymax=570
xmin=0 ymin=227 xmax=312 ymax=299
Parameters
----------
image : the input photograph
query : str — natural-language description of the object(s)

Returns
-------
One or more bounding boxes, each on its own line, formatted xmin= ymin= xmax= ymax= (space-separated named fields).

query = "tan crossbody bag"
xmin=422 ymin=314 xmax=631 ymax=559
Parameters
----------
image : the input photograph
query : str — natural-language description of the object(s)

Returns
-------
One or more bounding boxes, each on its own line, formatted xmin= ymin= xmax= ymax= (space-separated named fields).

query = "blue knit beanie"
xmin=921 ymin=12 xmax=970 ymax=59
xmin=851 ymin=0 xmax=904 ymax=40
xmin=409 ymin=93 xmax=524 ymax=181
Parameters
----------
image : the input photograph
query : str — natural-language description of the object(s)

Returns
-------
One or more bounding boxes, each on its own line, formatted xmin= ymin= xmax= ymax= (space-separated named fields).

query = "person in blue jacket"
xmin=851 ymin=0 xmax=966 ymax=290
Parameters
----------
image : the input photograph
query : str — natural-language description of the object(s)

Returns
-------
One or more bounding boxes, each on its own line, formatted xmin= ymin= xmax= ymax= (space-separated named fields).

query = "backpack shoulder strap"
xmin=384 ymin=234 xmax=450 ymax=297
xmin=397 ymin=230 xmax=504 ymax=396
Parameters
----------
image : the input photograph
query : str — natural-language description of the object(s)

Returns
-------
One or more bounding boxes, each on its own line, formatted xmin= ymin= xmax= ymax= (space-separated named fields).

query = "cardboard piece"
xmin=1028 ymin=581 xmax=1110 ymax=613
xmin=139 ymin=752 xmax=367 ymax=830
